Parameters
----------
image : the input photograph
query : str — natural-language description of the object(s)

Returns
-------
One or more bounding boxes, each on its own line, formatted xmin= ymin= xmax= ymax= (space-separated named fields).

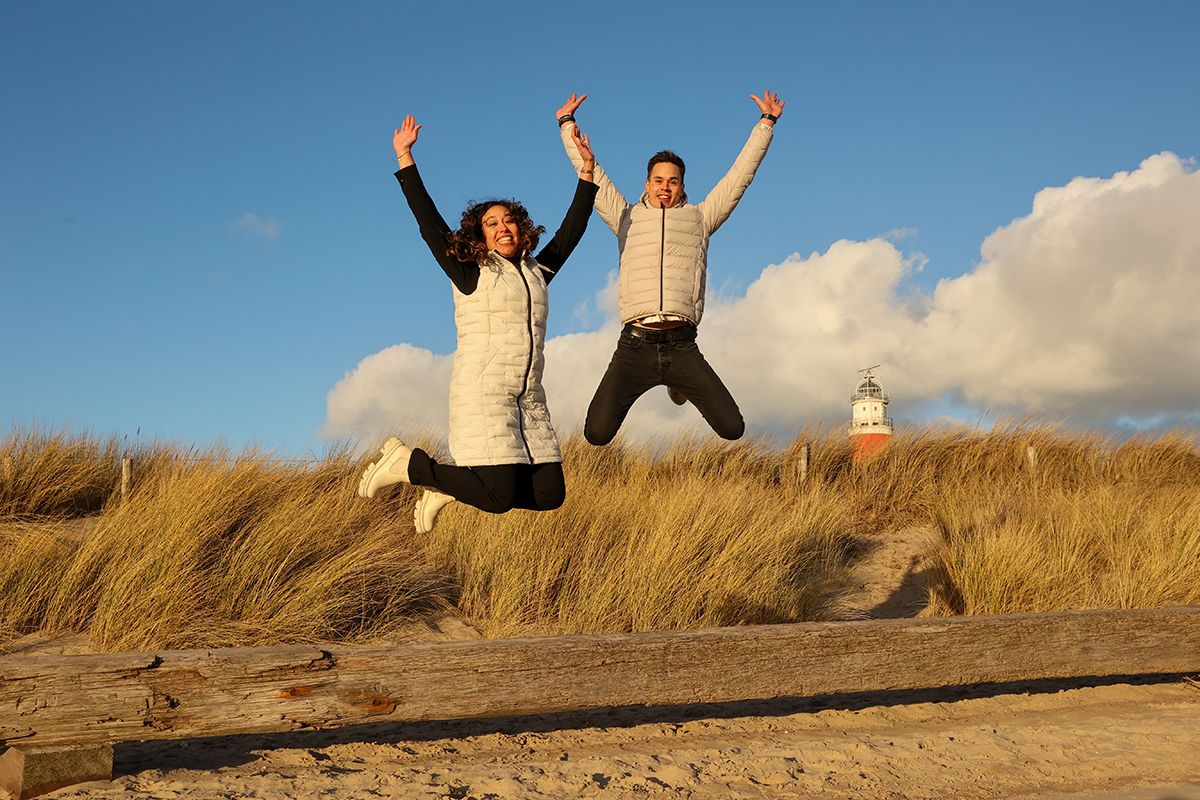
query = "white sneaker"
xmin=667 ymin=386 xmax=687 ymax=406
xmin=357 ymin=437 xmax=413 ymax=499
xmin=414 ymin=490 xmax=456 ymax=534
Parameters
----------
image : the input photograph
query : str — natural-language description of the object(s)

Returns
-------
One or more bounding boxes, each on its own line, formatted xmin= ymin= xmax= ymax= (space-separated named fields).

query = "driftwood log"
xmin=3 ymin=607 xmax=1199 ymax=750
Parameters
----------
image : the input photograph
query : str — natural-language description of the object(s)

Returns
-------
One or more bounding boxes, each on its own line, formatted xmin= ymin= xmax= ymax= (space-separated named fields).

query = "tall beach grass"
xmin=424 ymin=436 xmax=852 ymax=638
xmin=1 ymin=424 xmax=1196 ymax=651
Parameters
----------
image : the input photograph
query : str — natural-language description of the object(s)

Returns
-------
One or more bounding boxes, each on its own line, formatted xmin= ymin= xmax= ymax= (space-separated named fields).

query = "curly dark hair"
xmin=446 ymin=199 xmax=546 ymax=264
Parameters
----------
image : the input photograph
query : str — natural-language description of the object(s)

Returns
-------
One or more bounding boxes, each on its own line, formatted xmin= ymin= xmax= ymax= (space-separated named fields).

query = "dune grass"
xmin=0 ymin=431 xmax=451 ymax=650
xmin=0 ymin=429 xmax=125 ymax=520
xmin=0 ymin=429 xmax=852 ymax=649
xmin=922 ymin=430 xmax=1200 ymax=614
xmin=803 ymin=423 xmax=1200 ymax=614
xmin=424 ymin=436 xmax=851 ymax=638
xmin=0 ymin=424 xmax=1196 ymax=651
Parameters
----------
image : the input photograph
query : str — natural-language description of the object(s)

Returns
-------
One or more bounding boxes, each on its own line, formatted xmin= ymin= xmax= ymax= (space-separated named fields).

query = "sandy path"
xmin=839 ymin=525 xmax=937 ymax=620
xmin=24 ymin=678 xmax=1198 ymax=800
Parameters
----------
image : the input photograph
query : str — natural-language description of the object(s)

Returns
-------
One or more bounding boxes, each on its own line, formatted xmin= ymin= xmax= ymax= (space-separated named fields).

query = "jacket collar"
xmin=482 ymin=250 xmax=533 ymax=271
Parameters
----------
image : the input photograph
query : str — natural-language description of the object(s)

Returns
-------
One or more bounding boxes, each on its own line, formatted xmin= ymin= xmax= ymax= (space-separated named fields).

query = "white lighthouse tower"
xmin=849 ymin=365 xmax=893 ymax=460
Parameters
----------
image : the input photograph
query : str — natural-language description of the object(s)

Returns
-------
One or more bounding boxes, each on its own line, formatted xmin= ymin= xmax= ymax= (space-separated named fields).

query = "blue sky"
xmin=3 ymin=1 xmax=1198 ymax=454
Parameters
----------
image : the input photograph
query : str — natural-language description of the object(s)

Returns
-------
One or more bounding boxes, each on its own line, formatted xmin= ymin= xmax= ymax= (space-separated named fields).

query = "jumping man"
xmin=555 ymin=90 xmax=783 ymax=444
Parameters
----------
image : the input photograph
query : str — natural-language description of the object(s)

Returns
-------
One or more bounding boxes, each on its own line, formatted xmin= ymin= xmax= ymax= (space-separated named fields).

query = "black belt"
xmin=622 ymin=323 xmax=697 ymax=343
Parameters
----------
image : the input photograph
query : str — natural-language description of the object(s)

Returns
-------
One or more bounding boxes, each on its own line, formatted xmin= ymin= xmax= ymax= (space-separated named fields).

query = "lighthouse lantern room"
xmin=849 ymin=365 xmax=893 ymax=460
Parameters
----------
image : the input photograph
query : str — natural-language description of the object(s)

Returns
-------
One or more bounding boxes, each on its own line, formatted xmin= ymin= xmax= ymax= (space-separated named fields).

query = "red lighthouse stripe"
xmin=851 ymin=432 xmax=890 ymax=461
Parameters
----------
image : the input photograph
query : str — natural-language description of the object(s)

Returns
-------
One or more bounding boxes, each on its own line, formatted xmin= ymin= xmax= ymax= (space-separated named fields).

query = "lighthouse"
xmin=849 ymin=365 xmax=893 ymax=460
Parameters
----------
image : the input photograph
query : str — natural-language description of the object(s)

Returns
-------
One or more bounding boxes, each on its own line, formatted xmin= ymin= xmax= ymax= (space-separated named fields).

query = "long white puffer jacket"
xmin=561 ymin=121 xmax=773 ymax=324
xmin=448 ymin=253 xmax=560 ymax=466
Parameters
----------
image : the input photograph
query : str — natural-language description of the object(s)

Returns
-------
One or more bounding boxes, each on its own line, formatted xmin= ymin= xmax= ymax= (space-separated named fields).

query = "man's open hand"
xmin=556 ymin=93 xmax=587 ymax=121
xmin=750 ymin=89 xmax=785 ymax=123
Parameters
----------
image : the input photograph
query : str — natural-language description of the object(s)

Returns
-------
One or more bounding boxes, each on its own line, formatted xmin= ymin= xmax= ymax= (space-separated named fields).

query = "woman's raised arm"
xmin=536 ymin=125 xmax=599 ymax=280
xmin=392 ymin=115 xmax=479 ymax=293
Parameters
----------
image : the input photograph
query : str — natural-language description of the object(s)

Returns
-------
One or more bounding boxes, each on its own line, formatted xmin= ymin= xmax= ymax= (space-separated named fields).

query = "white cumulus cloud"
xmin=322 ymin=344 xmax=452 ymax=445
xmin=324 ymin=152 xmax=1200 ymax=448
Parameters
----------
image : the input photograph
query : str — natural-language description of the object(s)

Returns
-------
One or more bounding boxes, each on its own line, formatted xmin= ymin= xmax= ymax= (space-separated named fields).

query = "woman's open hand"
xmin=556 ymin=93 xmax=587 ymax=121
xmin=573 ymin=125 xmax=595 ymax=175
xmin=393 ymin=114 xmax=422 ymax=158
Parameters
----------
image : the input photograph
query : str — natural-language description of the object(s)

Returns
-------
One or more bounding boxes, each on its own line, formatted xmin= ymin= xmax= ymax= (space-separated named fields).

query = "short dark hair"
xmin=646 ymin=150 xmax=685 ymax=181
xmin=446 ymin=199 xmax=545 ymax=264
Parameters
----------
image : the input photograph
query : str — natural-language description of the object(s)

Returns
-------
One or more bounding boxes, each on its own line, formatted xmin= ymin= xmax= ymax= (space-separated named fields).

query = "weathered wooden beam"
xmin=2 ymin=607 xmax=1198 ymax=750
xmin=0 ymin=744 xmax=112 ymax=799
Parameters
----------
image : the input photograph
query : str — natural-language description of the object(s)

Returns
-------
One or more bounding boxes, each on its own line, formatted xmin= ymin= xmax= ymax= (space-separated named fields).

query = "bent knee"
xmin=539 ymin=487 xmax=566 ymax=511
xmin=716 ymin=417 xmax=745 ymax=441
xmin=584 ymin=423 xmax=616 ymax=447
xmin=474 ymin=491 xmax=518 ymax=514
xmin=476 ymin=499 xmax=515 ymax=514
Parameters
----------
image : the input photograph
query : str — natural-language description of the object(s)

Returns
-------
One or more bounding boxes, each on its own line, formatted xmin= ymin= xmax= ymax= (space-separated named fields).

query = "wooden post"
xmin=1025 ymin=445 xmax=1038 ymax=475
xmin=119 ymin=458 xmax=131 ymax=504
xmin=797 ymin=442 xmax=810 ymax=483
xmin=0 ymin=744 xmax=112 ymax=799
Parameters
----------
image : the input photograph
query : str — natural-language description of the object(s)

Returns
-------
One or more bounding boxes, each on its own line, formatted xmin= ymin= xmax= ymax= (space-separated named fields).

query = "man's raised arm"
xmin=556 ymin=92 xmax=629 ymax=234
xmin=698 ymin=89 xmax=784 ymax=235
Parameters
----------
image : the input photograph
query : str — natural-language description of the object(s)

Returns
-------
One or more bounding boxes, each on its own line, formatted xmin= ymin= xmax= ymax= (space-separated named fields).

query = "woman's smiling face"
xmin=482 ymin=204 xmax=521 ymax=257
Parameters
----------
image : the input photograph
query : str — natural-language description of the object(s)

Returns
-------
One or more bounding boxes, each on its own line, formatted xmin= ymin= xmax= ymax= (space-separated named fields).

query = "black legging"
xmin=407 ymin=448 xmax=565 ymax=514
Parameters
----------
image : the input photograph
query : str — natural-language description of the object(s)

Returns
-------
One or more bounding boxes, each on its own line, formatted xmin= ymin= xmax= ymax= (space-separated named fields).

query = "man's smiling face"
xmin=645 ymin=163 xmax=684 ymax=208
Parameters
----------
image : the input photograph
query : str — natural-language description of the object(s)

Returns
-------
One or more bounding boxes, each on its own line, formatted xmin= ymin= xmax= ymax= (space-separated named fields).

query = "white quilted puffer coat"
xmin=561 ymin=121 xmax=773 ymax=324
xmin=448 ymin=252 xmax=561 ymax=466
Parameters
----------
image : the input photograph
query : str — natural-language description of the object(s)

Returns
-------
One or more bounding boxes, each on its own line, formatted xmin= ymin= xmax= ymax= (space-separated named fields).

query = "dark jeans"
xmin=408 ymin=448 xmax=565 ymax=514
xmin=584 ymin=324 xmax=744 ymax=445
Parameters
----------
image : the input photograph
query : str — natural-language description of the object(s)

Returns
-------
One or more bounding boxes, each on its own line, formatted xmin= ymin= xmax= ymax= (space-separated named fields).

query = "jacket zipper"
xmin=514 ymin=260 xmax=535 ymax=462
xmin=659 ymin=206 xmax=666 ymax=312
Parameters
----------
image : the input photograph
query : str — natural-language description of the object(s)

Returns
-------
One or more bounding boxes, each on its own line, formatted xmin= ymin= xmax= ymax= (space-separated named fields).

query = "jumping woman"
xmin=358 ymin=114 xmax=597 ymax=534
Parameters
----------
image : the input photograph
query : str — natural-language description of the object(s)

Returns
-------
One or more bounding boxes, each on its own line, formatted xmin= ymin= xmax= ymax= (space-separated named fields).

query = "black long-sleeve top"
xmin=394 ymin=164 xmax=597 ymax=294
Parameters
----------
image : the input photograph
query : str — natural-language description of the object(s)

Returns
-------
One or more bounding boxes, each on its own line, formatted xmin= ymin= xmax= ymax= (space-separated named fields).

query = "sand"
xmin=838 ymin=525 xmax=937 ymax=620
xmin=4 ymin=677 xmax=1191 ymax=799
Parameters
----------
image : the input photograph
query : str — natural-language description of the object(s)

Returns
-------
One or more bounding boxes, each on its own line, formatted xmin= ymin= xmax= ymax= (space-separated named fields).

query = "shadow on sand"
xmin=114 ymin=672 xmax=1192 ymax=776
